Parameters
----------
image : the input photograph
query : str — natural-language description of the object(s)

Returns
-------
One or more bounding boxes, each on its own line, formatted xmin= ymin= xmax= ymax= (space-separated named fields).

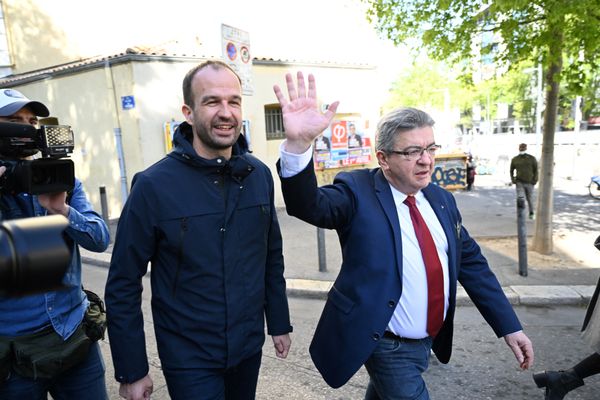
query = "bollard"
xmin=516 ymin=197 xmax=528 ymax=277
xmin=317 ymin=227 xmax=327 ymax=272
xmin=99 ymin=186 xmax=109 ymax=225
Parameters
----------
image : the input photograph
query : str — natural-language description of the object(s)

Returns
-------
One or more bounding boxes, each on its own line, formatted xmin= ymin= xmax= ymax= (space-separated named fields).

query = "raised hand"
xmin=273 ymin=71 xmax=339 ymax=154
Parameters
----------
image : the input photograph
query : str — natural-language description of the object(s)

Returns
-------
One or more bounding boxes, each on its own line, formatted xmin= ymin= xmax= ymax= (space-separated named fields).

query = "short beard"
xmin=194 ymin=122 xmax=240 ymax=150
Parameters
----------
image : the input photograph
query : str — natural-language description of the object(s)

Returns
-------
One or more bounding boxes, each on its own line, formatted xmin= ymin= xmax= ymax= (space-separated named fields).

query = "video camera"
xmin=0 ymin=119 xmax=75 ymax=195
xmin=0 ymin=214 xmax=71 ymax=296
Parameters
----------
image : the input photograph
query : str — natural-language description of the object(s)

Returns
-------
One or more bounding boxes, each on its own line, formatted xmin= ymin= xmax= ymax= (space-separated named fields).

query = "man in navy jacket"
xmin=274 ymin=72 xmax=533 ymax=399
xmin=106 ymin=61 xmax=292 ymax=400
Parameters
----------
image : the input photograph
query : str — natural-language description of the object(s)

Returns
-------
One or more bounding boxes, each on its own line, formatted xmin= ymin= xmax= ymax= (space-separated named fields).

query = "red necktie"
xmin=403 ymin=195 xmax=444 ymax=337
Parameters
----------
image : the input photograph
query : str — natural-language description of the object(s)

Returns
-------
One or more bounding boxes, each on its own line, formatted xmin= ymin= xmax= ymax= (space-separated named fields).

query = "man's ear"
xmin=182 ymin=104 xmax=194 ymax=125
xmin=376 ymin=150 xmax=389 ymax=171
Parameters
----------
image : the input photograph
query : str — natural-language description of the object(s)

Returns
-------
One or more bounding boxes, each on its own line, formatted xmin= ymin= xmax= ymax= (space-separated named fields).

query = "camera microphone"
xmin=0 ymin=120 xmax=75 ymax=194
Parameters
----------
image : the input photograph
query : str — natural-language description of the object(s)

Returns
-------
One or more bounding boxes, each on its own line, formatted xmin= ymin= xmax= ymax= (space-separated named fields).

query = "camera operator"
xmin=0 ymin=89 xmax=110 ymax=399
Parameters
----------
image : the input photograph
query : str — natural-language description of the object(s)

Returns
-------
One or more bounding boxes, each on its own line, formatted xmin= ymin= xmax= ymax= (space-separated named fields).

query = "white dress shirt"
xmin=386 ymin=188 xmax=449 ymax=339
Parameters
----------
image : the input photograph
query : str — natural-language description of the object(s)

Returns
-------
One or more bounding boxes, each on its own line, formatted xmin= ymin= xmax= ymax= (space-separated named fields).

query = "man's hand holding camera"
xmin=38 ymin=191 xmax=69 ymax=217
xmin=0 ymin=164 xmax=69 ymax=216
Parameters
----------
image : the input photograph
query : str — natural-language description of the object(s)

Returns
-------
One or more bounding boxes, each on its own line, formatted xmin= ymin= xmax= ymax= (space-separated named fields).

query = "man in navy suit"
xmin=273 ymin=72 xmax=534 ymax=399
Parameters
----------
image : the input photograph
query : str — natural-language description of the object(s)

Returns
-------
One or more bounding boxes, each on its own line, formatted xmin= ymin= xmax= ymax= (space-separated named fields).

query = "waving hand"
xmin=273 ymin=72 xmax=339 ymax=154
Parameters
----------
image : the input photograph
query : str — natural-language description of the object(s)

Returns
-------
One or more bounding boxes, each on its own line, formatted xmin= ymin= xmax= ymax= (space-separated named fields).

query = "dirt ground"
xmin=478 ymin=236 xmax=591 ymax=270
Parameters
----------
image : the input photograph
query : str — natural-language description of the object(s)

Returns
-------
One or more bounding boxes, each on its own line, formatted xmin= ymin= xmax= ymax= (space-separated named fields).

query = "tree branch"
xmin=480 ymin=16 xmax=546 ymax=33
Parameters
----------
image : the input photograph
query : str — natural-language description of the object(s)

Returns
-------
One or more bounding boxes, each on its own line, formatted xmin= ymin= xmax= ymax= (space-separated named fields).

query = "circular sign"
xmin=226 ymin=42 xmax=237 ymax=61
xmin=240 ymin=46 xmax=250 ymax=63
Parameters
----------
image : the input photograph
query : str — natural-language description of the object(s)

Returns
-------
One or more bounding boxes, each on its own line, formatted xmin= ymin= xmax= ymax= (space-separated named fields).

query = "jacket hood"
xmin=168 ymin=121 xmax=254 ymax=181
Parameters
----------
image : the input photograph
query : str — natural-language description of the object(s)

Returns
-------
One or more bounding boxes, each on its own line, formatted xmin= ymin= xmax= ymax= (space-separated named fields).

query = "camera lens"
xmin=0 ymin=215 xmax=71 ymax=296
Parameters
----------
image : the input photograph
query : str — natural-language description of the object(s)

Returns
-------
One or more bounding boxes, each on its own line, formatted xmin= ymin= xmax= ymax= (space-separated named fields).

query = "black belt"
xmin=383 ymin=331 xmax=424 ymax=343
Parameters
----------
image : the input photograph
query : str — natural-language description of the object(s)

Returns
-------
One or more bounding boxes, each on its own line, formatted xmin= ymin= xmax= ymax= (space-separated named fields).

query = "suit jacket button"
xmin=372 ymin=333 xmax=380 ymax=341
xmin=388 ymin=300 xmax=395 ymax=307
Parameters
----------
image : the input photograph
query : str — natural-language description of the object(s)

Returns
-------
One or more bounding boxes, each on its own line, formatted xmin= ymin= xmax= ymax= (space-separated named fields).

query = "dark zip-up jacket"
xmin=106 ymin=122 xmax=292 ymax=383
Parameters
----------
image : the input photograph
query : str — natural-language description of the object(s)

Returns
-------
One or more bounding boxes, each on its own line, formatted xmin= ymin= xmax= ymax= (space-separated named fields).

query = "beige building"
xmin=0 ymin=52 xmax=380 ymax=215
xmin=0 ymin=1 xmax=386 ymax=216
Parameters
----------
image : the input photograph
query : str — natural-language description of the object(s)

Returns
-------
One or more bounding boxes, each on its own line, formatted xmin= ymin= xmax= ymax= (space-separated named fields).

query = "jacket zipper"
xmin=173 ymin=217 xmax=188 ymax=295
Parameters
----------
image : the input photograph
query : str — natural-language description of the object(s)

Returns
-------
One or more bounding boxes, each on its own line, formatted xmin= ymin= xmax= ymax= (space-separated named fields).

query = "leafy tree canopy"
xmin=385 ymin=56 xmax=536 ymax=128
xmin=365 ymin=0 xmax=600 ymax=92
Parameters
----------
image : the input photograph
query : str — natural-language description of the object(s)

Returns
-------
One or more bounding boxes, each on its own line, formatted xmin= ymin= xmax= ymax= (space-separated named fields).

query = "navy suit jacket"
xmin=279 ymin=162 xmax=522 ymax=388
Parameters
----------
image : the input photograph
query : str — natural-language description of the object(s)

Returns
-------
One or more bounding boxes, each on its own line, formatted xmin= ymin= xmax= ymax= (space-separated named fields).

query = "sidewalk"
xmin=82 ymin=174 xmax=599 ymax=307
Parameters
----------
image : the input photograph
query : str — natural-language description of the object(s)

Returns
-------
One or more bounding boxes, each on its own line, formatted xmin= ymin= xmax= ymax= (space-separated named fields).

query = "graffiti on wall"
xmin=431 ymin=157 xmax=467 ymax=190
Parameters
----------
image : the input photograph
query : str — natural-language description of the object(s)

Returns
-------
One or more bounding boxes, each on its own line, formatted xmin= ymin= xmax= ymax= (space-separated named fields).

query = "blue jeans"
xmin=163 ymin=351 xmax=262 ymax=400
xmin=0 ymin=341 xmax=107 ymax=400
xmin=364 ymin=336 xmax=433 ymax=400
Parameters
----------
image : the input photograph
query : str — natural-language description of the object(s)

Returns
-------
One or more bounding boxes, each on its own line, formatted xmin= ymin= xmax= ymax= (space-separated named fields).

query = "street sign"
xmin=221 ymin=24 xmax=253 ymax=95
xmin=121 ymin=95 xmax=135 ymax=110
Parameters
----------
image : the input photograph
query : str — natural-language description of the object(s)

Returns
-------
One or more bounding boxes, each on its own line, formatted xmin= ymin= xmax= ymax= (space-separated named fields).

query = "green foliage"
xmin=383 ymin=59 xmax=474 ymax=113
xmin=365 ymin=0 xmax=600 ymax=92
xmin=385 ymin=57 xmax=536 ymax=128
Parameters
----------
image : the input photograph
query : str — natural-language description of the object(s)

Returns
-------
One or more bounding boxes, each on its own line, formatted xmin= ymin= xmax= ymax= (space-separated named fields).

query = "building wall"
xmin=2 ymin=0 xmax=80 ymax=73
xmin=12 ymin=67 xmax=132 ymax=218
xmin=248 ymin=63 xmax=380 ymax=203
xmin=9 ymin=58 xmax=381 ymax=217
xmin=454 ymin=130 xmax=600 ymax=180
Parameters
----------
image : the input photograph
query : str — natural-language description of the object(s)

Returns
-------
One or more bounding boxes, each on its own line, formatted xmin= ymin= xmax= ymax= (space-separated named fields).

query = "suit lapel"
xmin=373 ymin=170 xmax=404 ymax=276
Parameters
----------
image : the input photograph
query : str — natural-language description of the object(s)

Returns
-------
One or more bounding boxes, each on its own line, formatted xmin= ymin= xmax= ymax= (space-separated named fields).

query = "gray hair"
xmin=375 ymin=107 xmax=435 ymax=153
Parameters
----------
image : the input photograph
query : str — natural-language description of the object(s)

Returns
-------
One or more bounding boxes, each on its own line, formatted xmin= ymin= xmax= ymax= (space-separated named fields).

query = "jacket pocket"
xmin=327 ymin=286 xmax=355 ymax=315
xmin=172 ymin=217 xmax=188 ymax=294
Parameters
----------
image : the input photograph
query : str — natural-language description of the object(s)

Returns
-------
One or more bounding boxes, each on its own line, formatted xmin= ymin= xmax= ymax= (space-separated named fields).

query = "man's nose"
xmin=217 ymin=102 xmax=234 ymax=118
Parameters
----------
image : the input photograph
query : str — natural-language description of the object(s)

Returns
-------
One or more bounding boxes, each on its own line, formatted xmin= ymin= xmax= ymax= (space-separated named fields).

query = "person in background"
xmin=274 ymin=72 xmax=533 ymax=399
xmin=0 ymin=88 xmax=110 ymax=400
xmin=466 ymin=154 xmax=476 ymax=191
xmin=510 ymin=143 xmax=538 ymax=219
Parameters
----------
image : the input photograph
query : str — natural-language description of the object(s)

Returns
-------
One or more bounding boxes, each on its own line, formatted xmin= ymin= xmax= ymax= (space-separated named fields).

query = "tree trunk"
xmin=531 ymin=27 xmax=563 ymax=255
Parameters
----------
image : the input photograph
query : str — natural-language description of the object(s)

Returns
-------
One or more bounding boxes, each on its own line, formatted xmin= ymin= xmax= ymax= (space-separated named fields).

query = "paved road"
xmin=90 ymin=174 xmax=599 ymax=287
xmin=83 ymin=264 xmax=599 ymax=399
xmin=276 ymin=174 xmax=600 ymax=284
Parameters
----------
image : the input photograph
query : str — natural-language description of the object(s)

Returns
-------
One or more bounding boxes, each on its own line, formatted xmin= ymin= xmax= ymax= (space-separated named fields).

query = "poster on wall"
xmin=221 ymin=24 xmax=254 ymax=95
xmin=163 ymin=120 xmax=182 ymax=153
xmin=313 ymin=120 xmax=372 ymax=170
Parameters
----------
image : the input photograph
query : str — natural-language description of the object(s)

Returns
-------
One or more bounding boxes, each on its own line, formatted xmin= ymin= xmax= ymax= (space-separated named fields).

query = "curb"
xmin=286 ymin=279 xmax=595 ymax=307
xmin=82 ymin=254 xmax=595 ymax=307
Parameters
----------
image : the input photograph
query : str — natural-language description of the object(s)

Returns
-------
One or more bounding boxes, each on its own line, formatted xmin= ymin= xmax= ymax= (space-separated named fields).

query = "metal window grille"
xmin=264 ymin=106 xmax=285 ymax=140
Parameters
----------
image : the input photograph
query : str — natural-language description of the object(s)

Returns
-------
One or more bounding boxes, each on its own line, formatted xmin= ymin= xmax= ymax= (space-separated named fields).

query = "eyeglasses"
xmin=388 ymin=144 xmax=441 ymax=161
